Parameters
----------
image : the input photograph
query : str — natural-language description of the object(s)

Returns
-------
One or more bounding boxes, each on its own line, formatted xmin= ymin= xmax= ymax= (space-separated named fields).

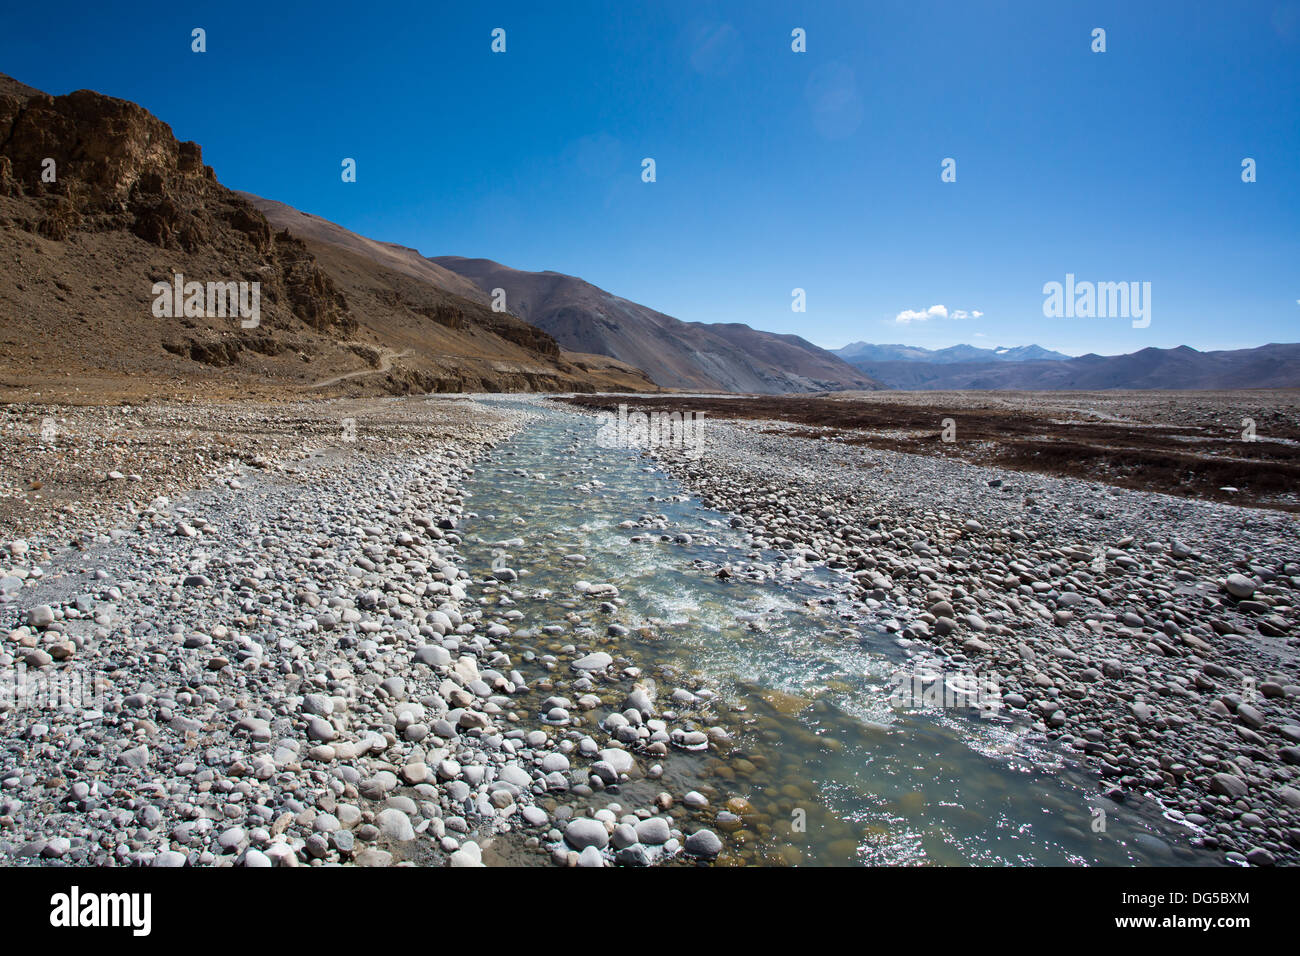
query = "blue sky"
xmin=3 ymin=0 xmax=1298 ymax=355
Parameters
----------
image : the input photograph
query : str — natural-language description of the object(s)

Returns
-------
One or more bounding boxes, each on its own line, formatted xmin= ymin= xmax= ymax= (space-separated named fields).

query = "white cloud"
xmin=894 ymin=305 xmax=982 ymax=324
xmin=895 ymin=304 xmax=948 ymax=324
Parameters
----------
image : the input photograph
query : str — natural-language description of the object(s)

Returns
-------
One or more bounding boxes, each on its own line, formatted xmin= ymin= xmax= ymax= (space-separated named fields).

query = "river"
xmin=454 ymin=398 xmax=1214 ymax=866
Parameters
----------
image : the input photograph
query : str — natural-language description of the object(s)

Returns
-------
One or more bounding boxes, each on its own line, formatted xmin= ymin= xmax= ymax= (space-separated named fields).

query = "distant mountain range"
xmin=5 ymin=67 xmax=1293 ymax=400
xmin=835 ymin=342 xmax=1300 ymax=390
xmin=835 ymin=342 xmax=1071 ymax=364
xmin=430 ymin=258 xmax=878 ymax=393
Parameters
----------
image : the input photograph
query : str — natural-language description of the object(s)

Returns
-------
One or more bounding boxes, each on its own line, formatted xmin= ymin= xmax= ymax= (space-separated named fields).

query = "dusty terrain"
xmin=0 ymin=396 xmax=492 ymax=552
xmin=561 ymin=390 xmax=1300 ymax=512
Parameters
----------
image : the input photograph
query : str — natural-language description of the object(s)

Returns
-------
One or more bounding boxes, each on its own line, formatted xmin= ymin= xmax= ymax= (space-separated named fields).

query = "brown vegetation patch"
xmin=558 ymin=391 xmax=1300 ymax=512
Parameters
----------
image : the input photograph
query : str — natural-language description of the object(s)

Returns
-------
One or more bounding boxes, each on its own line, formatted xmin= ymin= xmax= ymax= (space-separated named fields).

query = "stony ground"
xmin=0 ymin=397 xmax=726 ymax=867
xmin=650 ymin=415 xmax=1300 ymax=866
xmin=561 ymin=390 xmax=1300 ymax=512
xmin=6 ymin=393 xmax=1299 ymax=867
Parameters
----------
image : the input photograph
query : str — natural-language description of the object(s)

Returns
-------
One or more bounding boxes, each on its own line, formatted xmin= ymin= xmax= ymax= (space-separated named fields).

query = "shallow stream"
xmin=456 ymin=399 xmax=1215 ymax=866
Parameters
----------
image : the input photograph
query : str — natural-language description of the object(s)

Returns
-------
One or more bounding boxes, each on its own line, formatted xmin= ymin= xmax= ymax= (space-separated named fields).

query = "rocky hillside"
xmin=0 ymin=73 xmax=651 ymax=398
xmin=429 ymin=257 xmax=880 ymax=394
xmin=243 ymin=196 xmax=655 ymax=395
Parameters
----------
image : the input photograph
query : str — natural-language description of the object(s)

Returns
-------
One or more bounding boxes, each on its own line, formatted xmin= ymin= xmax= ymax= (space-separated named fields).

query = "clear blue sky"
xmin=3 ymin=0 xmax=1297 ymax=355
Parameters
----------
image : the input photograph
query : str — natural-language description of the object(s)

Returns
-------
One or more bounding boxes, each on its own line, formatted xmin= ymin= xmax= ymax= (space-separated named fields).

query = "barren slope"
xmin=0 ymin=73 xmax=651 ymax=400
xmin=431 ymin=256 xmax=880 ymax=394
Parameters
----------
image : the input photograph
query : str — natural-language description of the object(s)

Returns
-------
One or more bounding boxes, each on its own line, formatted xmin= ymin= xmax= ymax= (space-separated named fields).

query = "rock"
xmin=400 ymin=762 xmax=429 ymax=785
xmin=1209 ymin=773 xmax=1248 ymax=798
xmin=564 ymin=817 xmax=609 ymax=851
xmin=264 ymin=844 xmax=299 ymax=867
xmin=414 ymin=645 xmax=452 ymax=667
xmin=26 ymin=605 xmax=54 ymax=628
xmin=521 ymin=805 xmax=548 ymax=827
xmin=217 ymin=826 xmax=246 ymax=851
xmin=1236 ymin=704 xmax=1265 ymax=729
xmin=540 ymin=753 xmax=570 ymax=773
xmin=302 ymin=693 xmax=333 ymax=716
xmin=636 ymin=817 xmax=671 ymax=845
xmin=449 ymin=842 xmax=485 ymax=867
xmin=598 ymin=748 xmax=634 ymax=775
xmin=305 ymin=715 xmax=335 ymax=742
xmin=41 ymin=837 xmax=70 ymax=858
xmin=376 ymin=808 xmax=415 ymax=842
xmin=625 ymin=688 xmax=656 ymax=716
xmin=118 ymin=745 xmax=150 ymax=769
xmin=360 ymin=771 xmax=399 ymax=798
xmin=23 ymin=649 xmax=52 ymax=668
xmin=1223 ymin=574 xmax=1257 ymax=599
xmin=577 ymin=845 xmax=605 ymax=867
xmin=1245 ymin=847 xmax=1276 ymax=866
xmin=684 ymin=829 xmax=722 ymax=859
xmin=572 ymin=651 xmax=614 ymax=672
xmin=616 ymin=844 xmax=650 ymax=866
xmin=612 ymin=823 xmax=637 ymax=849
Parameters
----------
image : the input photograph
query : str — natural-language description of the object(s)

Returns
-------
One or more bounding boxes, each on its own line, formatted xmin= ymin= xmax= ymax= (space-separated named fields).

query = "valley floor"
xmin=0 ymin=392 xmax=1297 ymax=866
xmin=644 ymin=406 xmax=1300 ymax=865
xmin=561 ymin=389 xmax=1300 ymax=512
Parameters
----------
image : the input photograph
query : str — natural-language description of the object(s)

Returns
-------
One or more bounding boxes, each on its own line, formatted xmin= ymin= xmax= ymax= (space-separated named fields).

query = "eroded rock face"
xmin=0 ymin=85 xmax=355 ymax=340
xmin=0 ymin=73 xmax=656 ymax=395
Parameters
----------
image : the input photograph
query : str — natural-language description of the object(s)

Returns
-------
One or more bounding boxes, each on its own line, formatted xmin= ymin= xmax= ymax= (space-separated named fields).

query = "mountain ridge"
xmin=841 ymin=342 xmax=1300 ymax=390
xmin=430 ymin=256 xmax=881 ymax=394
xmin=0 ymin=71 xmax=654 ymax=397
xmin=834 ymin=342 xmax=1072 ymax=364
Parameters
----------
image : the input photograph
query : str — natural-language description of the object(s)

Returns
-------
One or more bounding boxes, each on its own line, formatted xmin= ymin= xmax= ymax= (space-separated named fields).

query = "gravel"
xmin=652 ymin=415 xmax=1300 ymax=866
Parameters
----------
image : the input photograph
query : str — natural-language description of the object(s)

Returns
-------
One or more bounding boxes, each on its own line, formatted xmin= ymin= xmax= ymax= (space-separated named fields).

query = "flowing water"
xmin=456 ymin=399 xmax=1216 ymax=866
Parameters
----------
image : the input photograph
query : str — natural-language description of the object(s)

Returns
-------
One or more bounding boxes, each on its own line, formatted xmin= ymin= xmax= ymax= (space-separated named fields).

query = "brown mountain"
xmin=429 ymin=257 xmax=881 ymax=394
xmin=238 ymin=195 xmax=655 ymax=394
xmin=0 ymin=73 xmax=652 ymax=398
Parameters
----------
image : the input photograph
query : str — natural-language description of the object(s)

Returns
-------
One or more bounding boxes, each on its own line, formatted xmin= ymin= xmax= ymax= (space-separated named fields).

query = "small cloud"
xmin=894 ymin=305 xmax=982 ymax=324
xmin=896 ymin=304 xmax=948 ymax=324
